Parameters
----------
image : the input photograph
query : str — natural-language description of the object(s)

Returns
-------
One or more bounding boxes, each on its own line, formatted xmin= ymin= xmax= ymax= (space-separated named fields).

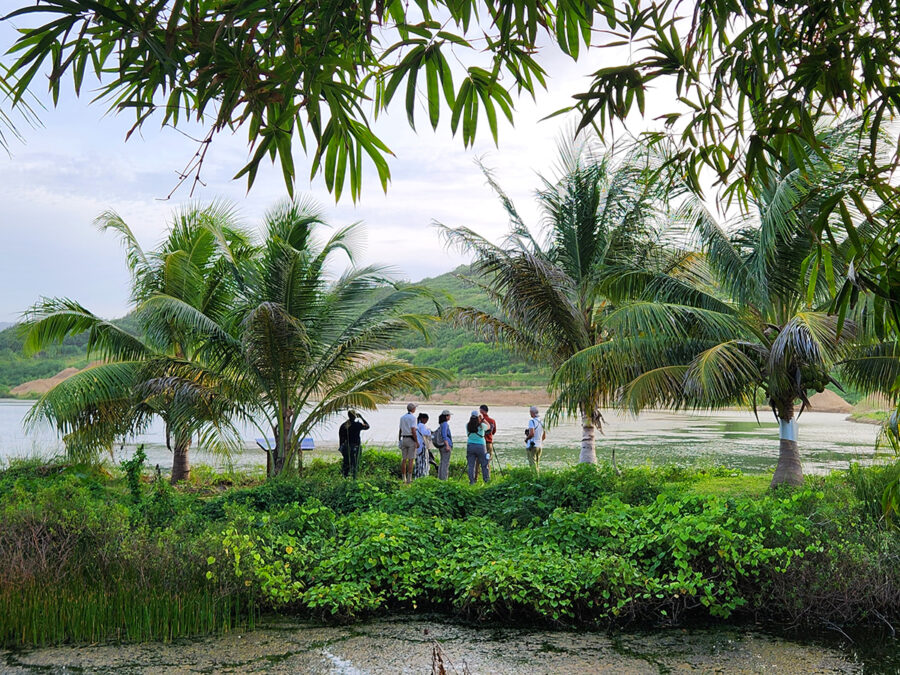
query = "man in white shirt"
xmin=525 ymin=405 xmax=546 ymax=473
xmin=398 ymin=402 xmax=419 ymax=484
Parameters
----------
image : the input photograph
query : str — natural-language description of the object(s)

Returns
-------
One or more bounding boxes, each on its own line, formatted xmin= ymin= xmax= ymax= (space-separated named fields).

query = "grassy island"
xmin=1 ymin=451 xmax=898 ymax=648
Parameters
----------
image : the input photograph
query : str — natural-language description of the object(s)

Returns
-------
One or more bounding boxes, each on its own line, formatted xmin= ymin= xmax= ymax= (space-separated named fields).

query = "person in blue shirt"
xmin=466 ymin=410 xmax=490 ymax=484
xmin=435 ymin=410 xmax=453 ymax=480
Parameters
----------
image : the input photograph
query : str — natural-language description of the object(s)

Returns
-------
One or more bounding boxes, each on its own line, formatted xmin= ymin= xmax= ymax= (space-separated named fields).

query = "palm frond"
xmin=94 ymin=210 xmax=148 ymax=276
xmin=840 ymin=342 xmax=900 ymax=399
xmin=683 ymin=341 xmax=763 ymax=405
xmin=620 ymin=365 xmax=691 ymax=414
xmin=21 ymin=298 xmax=150 ymax=361
xmin=24 ymin=361 xmax=148 ymax=459
xmin=770 ymin=312 xmax=856 ymax=372
xmin=295 ymin=359 xmax=447 ymax=440
xmin=603 ymin=301 xmax=743 ymax=342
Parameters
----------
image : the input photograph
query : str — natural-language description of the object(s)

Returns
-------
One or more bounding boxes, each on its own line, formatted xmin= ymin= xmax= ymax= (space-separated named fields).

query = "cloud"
xmin=0 ymin=30 xmax=643 ymax=321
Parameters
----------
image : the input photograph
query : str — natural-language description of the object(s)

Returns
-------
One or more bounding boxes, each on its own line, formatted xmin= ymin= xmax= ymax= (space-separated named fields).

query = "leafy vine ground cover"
xmin=0 ymin=451 xmax=898 ymax=647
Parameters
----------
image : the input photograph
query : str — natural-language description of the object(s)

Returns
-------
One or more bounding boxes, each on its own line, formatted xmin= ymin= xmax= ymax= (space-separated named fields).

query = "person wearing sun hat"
xmin=435 ymin=409 xmax=453 ymax=480
xmin=465 ymin=409 xmax=490 ymax=484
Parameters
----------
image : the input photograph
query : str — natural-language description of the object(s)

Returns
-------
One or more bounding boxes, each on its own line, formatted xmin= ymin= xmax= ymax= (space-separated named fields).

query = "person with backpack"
xmin=434 ymin=410 xmax=453 ymax=480
xmin=525 ymin=405 xmax=546 ymax=473
xmin=466 ymin=410 xmax=491 ymax=485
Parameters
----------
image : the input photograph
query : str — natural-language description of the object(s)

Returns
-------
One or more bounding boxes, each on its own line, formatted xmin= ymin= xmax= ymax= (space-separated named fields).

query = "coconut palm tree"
xmin=23 ymin=203 xmax=250 ymax=481
xmin=556 ymin=122 xmax=873 ymax=487
xmin=439 ymin=137 xmax=678 ymax=466
xmin=154 ymin=199 xmax=445 ymax=477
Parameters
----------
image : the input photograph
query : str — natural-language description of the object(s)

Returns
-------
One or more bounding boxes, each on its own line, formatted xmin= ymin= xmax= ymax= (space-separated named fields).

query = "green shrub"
xmin=1 ymin=457 xmax=899 ymax=646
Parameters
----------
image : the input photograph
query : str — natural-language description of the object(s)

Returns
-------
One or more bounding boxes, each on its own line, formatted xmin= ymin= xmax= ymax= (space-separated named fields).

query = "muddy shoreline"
xmin=0 ymin=616 xmax=865 ymax=674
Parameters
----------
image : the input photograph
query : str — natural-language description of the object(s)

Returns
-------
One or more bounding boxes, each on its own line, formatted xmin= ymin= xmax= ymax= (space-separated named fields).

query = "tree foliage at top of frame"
xmin=4 ymin=0 xmax=900 ymax=216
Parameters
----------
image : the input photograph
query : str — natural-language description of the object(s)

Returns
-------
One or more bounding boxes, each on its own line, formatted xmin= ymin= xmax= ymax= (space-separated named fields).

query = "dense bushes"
xmin=0 ymin=454 xmax=898 ymax=646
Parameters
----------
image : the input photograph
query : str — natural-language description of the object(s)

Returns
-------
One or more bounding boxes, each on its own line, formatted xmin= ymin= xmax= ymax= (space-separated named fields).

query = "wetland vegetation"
xmin=1 ymin=450 xmax=898 ymax=651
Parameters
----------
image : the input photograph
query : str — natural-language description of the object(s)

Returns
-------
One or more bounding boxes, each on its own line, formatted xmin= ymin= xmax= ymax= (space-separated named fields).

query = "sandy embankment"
xmin=6 ymin=366 xmax=867 ymax=419
xmin=9 ymin=367 xmax=82 ymax=396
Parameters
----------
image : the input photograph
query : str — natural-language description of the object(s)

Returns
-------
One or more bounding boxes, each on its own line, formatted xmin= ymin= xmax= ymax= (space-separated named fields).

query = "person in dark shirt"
xmin=339 ymin=410 xmax=370 ymax=479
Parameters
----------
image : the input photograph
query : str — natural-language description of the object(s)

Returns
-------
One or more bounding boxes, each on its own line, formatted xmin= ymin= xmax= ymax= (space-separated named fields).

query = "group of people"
xmin=338 ymin=403 xmax=548 ymax=483
xmin=398 ymin=403 xmax=547 ymax=483
xmin=398 ymin=403 xmax=497 ymax=484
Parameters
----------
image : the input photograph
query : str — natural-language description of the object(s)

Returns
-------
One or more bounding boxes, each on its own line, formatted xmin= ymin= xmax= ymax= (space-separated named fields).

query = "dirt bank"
xmin=806 ymin=390 xmax=853 ymax=414
xmin=9 ymin=367 xmax=81 ymax=396
xmin=427 ymin=387 xmax=551 ymax=406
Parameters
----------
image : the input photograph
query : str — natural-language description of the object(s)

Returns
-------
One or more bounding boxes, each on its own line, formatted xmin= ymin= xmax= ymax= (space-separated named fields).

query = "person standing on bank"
xmin=525 ymin=405 xmax=546 ymax=473
xmin=414 ymin=412 xmax=432 ymax=479
xmin=341 ymin=410 xmax=369 ymax=479
xmin=479 ymin=404 xmax=497 ymax=471
xmin=398 ymin=403 xmax=419 ymax=484
xmin=435 ymin=410 xmax=453 ymax=480
xmin=466 ymin=410 xmax=490 ymax=485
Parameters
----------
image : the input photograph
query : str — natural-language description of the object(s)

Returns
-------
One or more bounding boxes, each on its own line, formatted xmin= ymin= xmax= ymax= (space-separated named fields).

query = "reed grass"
xmin=0 ymin=584 xmax=257 ymax=647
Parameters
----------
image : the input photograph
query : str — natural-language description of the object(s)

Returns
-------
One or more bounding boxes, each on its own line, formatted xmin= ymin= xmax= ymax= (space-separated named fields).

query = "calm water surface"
xmin=0 ymin=398 xmax=886 ymax=474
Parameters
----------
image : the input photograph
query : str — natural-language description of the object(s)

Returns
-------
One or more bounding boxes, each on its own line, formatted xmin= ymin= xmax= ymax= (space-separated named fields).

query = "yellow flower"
xmin=285 ymin=545 xmax=294 ymax=554
xmin=245 ymin=580 xmax=252 ymax=586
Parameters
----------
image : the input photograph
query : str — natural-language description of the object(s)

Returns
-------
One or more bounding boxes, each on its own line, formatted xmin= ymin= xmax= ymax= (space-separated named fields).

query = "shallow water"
xmin=1 ymin=616 xmax=882 ymax=674
xmin=0 ymin=399 xmax=887 ymax=475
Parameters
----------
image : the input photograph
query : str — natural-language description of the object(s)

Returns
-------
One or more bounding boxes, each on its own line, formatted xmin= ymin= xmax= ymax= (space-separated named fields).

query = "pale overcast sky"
xmin=0 ymin=19 xmax=655 ymax=323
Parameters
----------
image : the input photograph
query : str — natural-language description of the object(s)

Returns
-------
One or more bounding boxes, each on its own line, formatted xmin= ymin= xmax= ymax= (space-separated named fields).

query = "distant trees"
xmin=23 ymin=203 xmax=251 ymax=481
xmin=169 ymin=199 xmax=442 ymax=477
xmin=23 ymin=199 xmax=441 ymax=479
xmin=441 ymin=136 xmax=680 ymax=467
xmin=555 ymin=123 xmax=872 ymax=487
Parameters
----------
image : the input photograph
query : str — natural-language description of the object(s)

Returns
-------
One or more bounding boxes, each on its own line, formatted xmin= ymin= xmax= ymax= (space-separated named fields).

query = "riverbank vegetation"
xmin=2 ymin=451 xmax=898 ymax=647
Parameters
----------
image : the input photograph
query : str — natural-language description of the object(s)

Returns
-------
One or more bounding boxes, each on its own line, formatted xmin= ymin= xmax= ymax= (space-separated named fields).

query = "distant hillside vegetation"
xmin=392 ymin=265 xmax=547 ymax=388
xmin=0 ymin=314 xmax=141 ymax=397
xmin=0 ymin=268 xmax=545 ymax=397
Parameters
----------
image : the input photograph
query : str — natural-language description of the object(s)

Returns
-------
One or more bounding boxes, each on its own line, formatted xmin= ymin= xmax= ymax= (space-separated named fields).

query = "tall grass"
xmin=0 ymin=584 xmax=256 ymax=647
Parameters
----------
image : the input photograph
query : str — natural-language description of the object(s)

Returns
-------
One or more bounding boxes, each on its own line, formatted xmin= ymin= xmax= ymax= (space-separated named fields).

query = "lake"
xmin=0 ymin=398 xmax=887 ymax=474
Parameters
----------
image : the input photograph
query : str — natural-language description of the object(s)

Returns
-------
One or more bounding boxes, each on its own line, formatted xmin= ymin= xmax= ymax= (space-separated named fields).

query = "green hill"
xmin=391 ymin=265 xmax=547 ymax=388
xmin=0 ymin=268 xmax=545 ymax=397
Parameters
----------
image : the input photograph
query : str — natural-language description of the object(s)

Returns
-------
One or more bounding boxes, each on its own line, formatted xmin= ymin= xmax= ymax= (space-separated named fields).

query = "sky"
xmin=0 ymin=18 xmax=653 ymax=323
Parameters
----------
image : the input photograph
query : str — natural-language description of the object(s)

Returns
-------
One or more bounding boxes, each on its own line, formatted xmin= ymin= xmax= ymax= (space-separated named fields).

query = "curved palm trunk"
xmin=272 ymin=406 xmax=296 ymax=478
xmin=171 ymin=436 xmax=192 ymax=484
xmin=771 ymin=404 xmax=803 ymax=488
xmin=579 ymin=414 xmax=598 ymax=464
xmin=165 ymin=423 xmax=192 ymax=483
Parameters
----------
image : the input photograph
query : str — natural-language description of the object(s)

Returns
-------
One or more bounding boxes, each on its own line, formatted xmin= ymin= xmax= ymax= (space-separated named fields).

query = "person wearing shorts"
xmin=398 ymin=402 xmax=419 ymax=484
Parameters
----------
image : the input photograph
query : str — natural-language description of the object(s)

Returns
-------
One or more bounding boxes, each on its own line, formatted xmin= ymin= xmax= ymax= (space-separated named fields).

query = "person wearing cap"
xmin=465 ymin=409 xmax=491 ymax=484
xmin=525 ymin=405 xmax=546 ymax=473
xmin=398 ymin=402 xmax=419 ymax=484
xmin=435 ymin=410 xmax=453 ymax=480
xmin=339 ymin=410 xmax=369 ymax=479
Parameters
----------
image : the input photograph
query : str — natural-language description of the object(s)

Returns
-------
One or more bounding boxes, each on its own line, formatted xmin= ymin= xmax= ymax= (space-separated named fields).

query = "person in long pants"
xmin=465 ymin=410 xmax=490 ymax=485
xmin=437 ymin=410 xmax=453 ymax=480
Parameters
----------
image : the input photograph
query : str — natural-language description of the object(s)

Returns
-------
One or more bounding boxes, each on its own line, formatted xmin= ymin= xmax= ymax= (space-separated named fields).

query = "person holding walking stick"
xmin=479 ymin=404 xmax=501 ymax=474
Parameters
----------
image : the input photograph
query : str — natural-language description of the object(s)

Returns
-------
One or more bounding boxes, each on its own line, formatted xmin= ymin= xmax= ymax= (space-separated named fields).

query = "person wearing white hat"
xmin=435 ymin=410 xmax=453 ymax=480
xmin=465 ymin=409 xmax=491 ymax=484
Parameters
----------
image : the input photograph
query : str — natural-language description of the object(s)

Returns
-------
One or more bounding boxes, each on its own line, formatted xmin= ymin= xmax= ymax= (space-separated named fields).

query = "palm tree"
xmin=557 ymin=123 xmax=871 ymax=487
xmin=23 ymin=203 xmax=249 ymax=481
xmin=157 ymin=199 xmax=445 ymax=477
xmin=439 ymin=137 xmax=677 ymax=466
